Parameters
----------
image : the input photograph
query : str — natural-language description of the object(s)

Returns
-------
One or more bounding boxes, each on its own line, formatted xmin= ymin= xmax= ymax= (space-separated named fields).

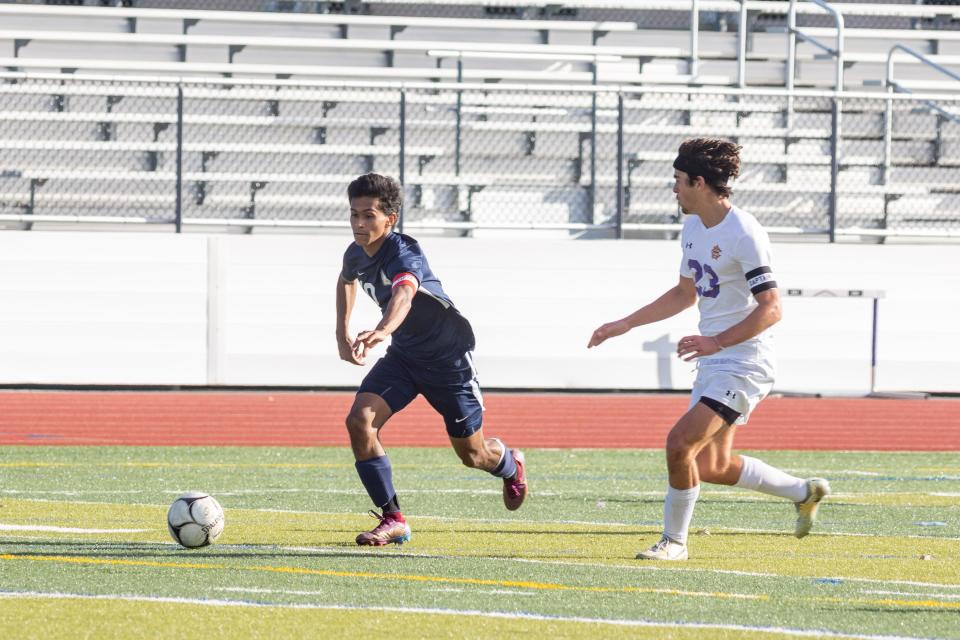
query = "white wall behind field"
xmin=0 ymin=231 xmax=956 ymax=394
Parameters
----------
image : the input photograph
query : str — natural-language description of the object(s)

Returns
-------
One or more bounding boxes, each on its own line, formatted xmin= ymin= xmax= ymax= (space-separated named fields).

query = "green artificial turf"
xmin=1 ymin=446 xmax=957 ymax=639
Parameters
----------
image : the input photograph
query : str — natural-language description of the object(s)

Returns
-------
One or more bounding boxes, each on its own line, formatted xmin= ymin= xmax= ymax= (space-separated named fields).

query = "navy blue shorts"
xmin=357 ymin=348 xmax=485 ymax=438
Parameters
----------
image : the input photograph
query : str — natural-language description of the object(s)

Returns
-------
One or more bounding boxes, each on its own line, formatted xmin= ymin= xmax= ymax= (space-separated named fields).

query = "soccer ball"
xmin=167 ymin=492 xmax=225 ymax=549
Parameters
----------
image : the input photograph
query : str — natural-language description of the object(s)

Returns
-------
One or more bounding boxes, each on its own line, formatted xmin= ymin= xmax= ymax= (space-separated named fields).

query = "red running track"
xmin=0 ymin=391 xmax=958 ymax=450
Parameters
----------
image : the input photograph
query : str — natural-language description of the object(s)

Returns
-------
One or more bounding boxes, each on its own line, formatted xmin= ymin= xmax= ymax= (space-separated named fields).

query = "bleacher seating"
xmin=4 ymin=2 xmax=960 ymax=89
xmin=0 ymin=1 xmax=959 ymax=239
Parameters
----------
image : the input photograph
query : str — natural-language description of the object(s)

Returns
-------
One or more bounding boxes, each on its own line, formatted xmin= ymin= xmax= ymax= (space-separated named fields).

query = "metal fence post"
xmin=399 ymin=87 xmax=406 ymax=234
xmin=616 ymin=92 xmax=624 ymax=239
xmin=829 ymin=98 xmax=840 ymax=243
xmin=882 ymin=85 xmax=893 ymax=186
xmin=455 ymin=58 xmax=462 ymax=178
xmin=737 ymin=0 xmax=748 ymax=87
xmin=175 ymin=84 xmax=183 ymax=233
xmin=690 ymin=0 xmax=700 ymax=77
xmin=589 ymin=66 xmax=597 ymax=225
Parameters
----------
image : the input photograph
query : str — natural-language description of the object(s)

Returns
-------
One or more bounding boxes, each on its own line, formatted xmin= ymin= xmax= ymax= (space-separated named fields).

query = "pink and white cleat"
xmin=355 ymin=510 xmax=411 ymax=546
xmin=503 ymin=450 xmax=528 ymax=511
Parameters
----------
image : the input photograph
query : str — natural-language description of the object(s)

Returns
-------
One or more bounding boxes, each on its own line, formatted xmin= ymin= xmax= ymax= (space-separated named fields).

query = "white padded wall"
xmin=0 ymin=232 xmax=956 ymax=394
xmin=0 ymin=232 xmax=207 ymax=384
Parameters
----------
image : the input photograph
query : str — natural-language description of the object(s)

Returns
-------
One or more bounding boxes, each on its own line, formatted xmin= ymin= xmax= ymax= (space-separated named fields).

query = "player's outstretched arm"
xmin=588 ymin=277 xmax=697 ymax=349
xmin=677 ymin=287 xmax=782 ymax=361
xmin=335 ymin=276 xmax=364 ymax=365
xmin=354 ymin=281 xmax=416 ymax=356
xmin=587 ymin=319 xmax=631 ymax=348
xmin=713 ymin=287 xmax=782 ymax=348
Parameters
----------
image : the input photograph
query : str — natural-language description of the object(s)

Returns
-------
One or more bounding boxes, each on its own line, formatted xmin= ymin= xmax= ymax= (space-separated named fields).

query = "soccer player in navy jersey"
xmin=336 ymin=173 xmax=527 ymax=546
xmin=588 ymin=139 xmax=830 ymax=560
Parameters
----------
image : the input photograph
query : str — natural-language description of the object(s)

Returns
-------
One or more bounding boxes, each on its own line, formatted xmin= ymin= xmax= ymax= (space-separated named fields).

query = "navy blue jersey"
xmin=341 ymin=232 xmax=475 ymax=364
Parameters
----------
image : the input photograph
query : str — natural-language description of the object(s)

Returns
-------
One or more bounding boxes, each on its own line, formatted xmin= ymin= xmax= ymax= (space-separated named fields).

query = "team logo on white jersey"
xmin=711 ymin=245 xmax=722 ymax=260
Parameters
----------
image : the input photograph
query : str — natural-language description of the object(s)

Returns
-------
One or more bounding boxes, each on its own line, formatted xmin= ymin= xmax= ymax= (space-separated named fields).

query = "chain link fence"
xmin=0 ymin=78 xmax=178 ymax=227
xmin=180 ymin=83 xmax=403 ymax=226
xmin=416 ymin=87 xmax=597 ymax=230
xmin=2 ymin=74 xmax=959 ymax=238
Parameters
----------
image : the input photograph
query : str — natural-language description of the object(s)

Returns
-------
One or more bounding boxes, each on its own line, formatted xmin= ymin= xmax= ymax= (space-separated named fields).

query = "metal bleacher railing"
xmin=2 ymin=72 xmax=959 ymax=240
xmin=5 ymin=2 xmax=960 ymax=89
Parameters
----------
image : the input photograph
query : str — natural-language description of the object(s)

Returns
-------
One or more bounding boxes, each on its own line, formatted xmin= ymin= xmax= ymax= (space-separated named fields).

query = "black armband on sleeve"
xmin=744 ymin=266 xmax=777 ymax=295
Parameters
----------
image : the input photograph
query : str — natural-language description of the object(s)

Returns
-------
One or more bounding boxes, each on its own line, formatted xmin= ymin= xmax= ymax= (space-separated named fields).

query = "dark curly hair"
xmin=347 ymin=173 xmax=403 ymax=216
xmin=673 ymin=138 xmax=742 ymax=198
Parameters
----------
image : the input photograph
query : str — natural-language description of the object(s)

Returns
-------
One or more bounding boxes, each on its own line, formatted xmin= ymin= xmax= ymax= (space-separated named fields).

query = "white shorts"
xmin=687 ymin=357 xmax=775 ymax=426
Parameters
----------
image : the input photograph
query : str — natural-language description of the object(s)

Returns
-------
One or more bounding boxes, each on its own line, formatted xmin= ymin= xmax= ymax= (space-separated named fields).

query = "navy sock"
xmin=355 ymin=455 xmax=396 ymax=509
xmin=383 ymin=495 xmax=400 ymax=514
xmin=490 ymin=443 xmax=517 ymax=479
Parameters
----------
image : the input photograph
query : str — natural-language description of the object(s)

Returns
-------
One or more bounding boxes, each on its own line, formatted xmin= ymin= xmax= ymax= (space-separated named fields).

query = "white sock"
xmin=735 ymin=455 xmax=808 ymax=502
xmin=663 ymin=484 xmax=700 ymax=545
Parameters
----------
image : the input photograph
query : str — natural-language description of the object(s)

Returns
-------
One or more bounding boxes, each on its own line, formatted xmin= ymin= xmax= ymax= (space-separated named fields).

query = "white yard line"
xmin=0 ymin=524 xmax=148 ymax=534
xmin=217 ymin=586 xmax=331 ymax=596
xmin=2 ymin=490 xmax=162 ymax=497
xmin=425 ymin=587 xmax=540 ymax=596
xmin=0 ymin=590 xmax=940 ymax=640
xmin=510 ymin=557 xmax=960 ymax=591
xmin=861 ymin=589 xmax=960 ymax=599
xmin=789 ymin=470 xmax=884 ymax=476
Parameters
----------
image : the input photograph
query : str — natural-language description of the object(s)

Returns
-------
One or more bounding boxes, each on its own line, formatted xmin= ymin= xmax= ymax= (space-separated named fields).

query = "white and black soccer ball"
xmin=167 ymin=492 xmax=225 ymax=549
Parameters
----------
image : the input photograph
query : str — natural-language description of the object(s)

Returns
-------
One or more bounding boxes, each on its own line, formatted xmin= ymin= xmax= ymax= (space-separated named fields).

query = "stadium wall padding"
xmin=0 ymin=232 xmax=955 ymax=394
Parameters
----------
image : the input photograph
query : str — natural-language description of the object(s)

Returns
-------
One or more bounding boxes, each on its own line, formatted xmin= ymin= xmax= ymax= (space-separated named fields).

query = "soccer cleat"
xmin=355 ymin=510 xmax=411 ymax=546
xmin=636 ymin=535 xmax=688 ymax=561
xmin=503 ymin=449 xmax=527 ymax=511
xmin=794 ymin=477 xmax=831 ymax=539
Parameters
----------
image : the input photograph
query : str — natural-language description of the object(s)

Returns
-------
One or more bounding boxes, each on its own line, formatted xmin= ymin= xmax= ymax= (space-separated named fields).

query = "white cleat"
xmin=795 ymin=478 xmax=831 ymax=539
xmin=636 ymin=535 xmax=688 ymax=561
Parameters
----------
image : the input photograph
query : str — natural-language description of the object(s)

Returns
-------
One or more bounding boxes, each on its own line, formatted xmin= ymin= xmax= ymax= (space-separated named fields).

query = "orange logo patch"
xmin=711 ymin=245 xmax=722 ymax=260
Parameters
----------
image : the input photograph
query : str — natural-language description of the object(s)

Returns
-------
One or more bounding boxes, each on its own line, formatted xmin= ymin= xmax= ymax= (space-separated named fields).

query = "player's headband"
xmin=673 ymin=155 xmax=728 ymax=186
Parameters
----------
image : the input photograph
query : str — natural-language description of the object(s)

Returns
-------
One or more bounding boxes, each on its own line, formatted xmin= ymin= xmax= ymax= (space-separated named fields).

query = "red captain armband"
xmin=391 ymin=272 xmax=419 ymax=293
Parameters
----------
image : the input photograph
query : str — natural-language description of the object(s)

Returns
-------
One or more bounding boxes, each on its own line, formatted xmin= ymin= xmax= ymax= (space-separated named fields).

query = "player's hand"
xmin=588 ymin=320 xmax=630 ymax=348
xmin=354 ymin=329 xmax=390 ymax=358
xmin=337 ymin=334 xmax=365 ymax=366
xmin=677 ymin=335 xmax=722 ymax=361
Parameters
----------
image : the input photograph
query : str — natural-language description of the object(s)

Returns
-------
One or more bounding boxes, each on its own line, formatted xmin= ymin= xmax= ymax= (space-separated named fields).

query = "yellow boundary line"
xmin=4 ymin=553 xmax=960 ymax=611
xmin=0 ymin=553 xmax=764 ymax=601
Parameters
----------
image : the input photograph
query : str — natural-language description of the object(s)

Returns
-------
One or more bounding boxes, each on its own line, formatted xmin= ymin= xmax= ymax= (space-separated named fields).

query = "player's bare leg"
xmin=449 ymin=429 xmax=501 ymax=471
xmin=695 ymin=417 xmax=830 ymax=538
xmin=346 ymin=392 xmax=391 ymax=460
xmin=346 ymin=393 xmax=410 ymax=546
xmin=451 ymin=428 xmax=527 ymax=510
xmin=695 ymin=426 xmax=741 ymax=486
xmin=665 ymin=403 xmax=731 ymax=490
xmin=638 ymin=403 xmax=728 ymax=560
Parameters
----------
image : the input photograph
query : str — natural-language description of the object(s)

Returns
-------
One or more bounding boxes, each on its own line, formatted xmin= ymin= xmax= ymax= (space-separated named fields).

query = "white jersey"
xmin=679 ymin=205 xmax=777 ymax=365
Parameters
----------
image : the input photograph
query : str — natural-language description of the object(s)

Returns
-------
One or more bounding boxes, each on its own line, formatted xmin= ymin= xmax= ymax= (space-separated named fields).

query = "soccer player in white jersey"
xmin=587 ymin=138 xmax=830 ymax=561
